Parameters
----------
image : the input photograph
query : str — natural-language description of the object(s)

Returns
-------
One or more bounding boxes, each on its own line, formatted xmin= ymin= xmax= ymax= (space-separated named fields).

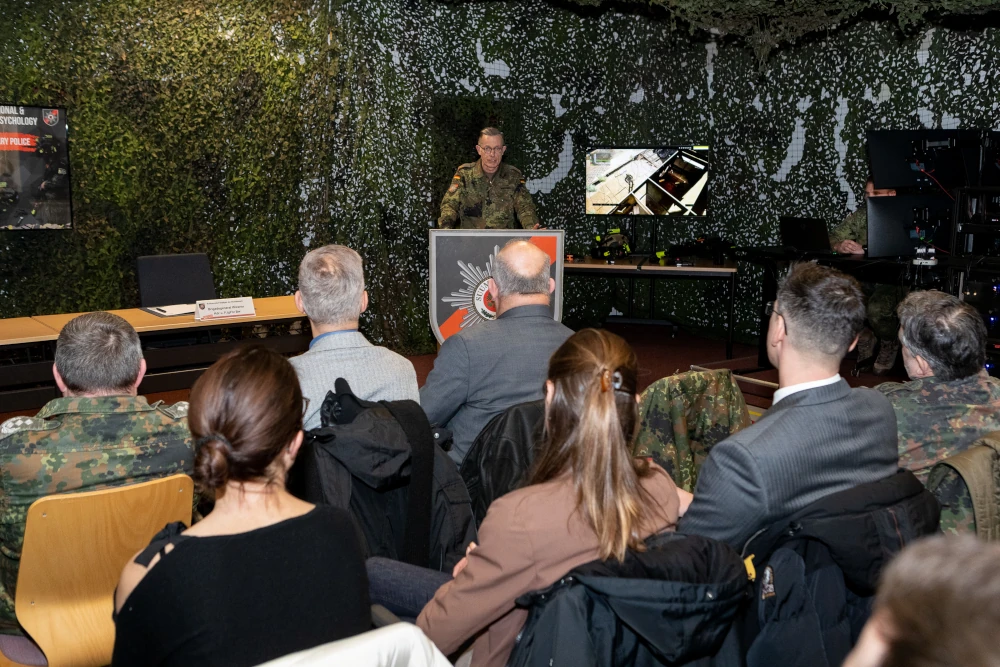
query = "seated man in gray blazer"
xmin=291 ymin=244 xmax=419 ymax=430
xmin=679 ymin=263 xmax=899 ymax=550
xmin=421 ymin=240 xmax=573 ymax=465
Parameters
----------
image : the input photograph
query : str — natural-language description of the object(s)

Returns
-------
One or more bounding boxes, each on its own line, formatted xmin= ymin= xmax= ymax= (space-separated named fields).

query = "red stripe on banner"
xmin=0 ymin=133 xmax=36 ymax=152
xmin=439 ymin=308 xmax=468 ymax=341
xmin=529 ymin=236 xmax=558 ymax=264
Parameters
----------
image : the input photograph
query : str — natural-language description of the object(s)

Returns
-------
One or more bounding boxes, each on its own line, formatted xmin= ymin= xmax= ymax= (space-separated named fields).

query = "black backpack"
xmin=288 ymin=379 xmax=477 ymax=571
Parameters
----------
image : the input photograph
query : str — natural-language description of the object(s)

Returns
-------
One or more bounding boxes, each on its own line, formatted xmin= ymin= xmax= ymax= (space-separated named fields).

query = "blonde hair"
xmin=528 ymin=328 xmax=657 ymax=562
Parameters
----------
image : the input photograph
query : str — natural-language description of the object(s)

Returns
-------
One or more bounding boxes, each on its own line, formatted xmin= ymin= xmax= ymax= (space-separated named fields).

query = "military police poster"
xmin=0 ymin=104 xmax=72 ymax=230
xmin=429 ymin=229 xmax=564 ymax=344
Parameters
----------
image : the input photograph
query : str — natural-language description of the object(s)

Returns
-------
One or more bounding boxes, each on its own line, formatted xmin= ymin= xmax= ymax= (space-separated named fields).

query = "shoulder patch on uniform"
xmin=457 ymin=162 xmax=476 ymax=172
xmin=447 ymin=182 xmax=460 ymax=193
xmin=157 ymin=401 xmax=189 ymax=420
xmin=0 ymin=416 xmax=58 ymax=439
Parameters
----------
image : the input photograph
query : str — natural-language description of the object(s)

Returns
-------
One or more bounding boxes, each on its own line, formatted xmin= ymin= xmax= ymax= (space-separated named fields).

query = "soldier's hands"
xmin=834 ymin=239 xmax=864 ymax=254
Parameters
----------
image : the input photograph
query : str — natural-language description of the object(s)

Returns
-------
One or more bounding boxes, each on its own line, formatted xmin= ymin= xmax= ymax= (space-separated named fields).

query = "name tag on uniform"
xmin=194 ymin=297 xmax=256 ymax=321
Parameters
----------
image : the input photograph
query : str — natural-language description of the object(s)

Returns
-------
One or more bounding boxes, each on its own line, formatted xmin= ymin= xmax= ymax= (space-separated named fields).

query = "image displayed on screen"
xmin=0 ymin=104 xmax=71 ymax=230
xmin=585 ymin=146 xmax=709 ymax=216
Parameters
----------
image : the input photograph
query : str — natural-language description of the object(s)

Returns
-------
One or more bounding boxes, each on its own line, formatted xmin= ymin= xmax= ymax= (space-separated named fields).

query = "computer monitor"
xmin=867 ymin=129 xmax=979 ymax=191
xmin=585 ymin=146 xmax=710 ymax=216
xmin=867 ymin=195 xmax=955 ymax=258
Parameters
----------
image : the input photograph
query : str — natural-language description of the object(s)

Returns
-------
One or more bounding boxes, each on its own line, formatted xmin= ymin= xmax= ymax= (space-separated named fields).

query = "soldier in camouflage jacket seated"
xmin=0 ymin=312 xmax=193 ymax=635
xmin=632 ymin=369 xmax=751 ymax=493
xmin=875 ymin=291 xmax=1000 ymax=534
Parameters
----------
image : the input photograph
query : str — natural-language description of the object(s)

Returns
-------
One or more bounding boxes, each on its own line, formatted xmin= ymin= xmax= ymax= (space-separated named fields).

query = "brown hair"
xmin=777 ymin=262 xmax=865 ymax=358
xmin=876 ymin=535 xmax=1000 ymax=667
xmin=528 ymin=328 xmax=656 ymax=562
xmin=188 ymin=346 xmax=303 ymax=494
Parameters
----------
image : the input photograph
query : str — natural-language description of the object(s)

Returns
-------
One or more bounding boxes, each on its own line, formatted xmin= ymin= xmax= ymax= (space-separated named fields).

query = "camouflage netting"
xmin=2 ymin=0 xmax=999 ymax=354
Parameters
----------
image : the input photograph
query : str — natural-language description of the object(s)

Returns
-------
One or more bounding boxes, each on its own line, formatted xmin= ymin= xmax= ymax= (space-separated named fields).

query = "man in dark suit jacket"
xmin=421 ymin=240 xmax=573 ymax=464
xmin=679 ymin=263 xmax=899 ymax=550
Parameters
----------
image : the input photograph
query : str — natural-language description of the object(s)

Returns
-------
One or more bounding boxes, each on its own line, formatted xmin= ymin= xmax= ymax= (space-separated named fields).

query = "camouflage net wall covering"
xmin=1 ymin=0 xmax=999 ymax=353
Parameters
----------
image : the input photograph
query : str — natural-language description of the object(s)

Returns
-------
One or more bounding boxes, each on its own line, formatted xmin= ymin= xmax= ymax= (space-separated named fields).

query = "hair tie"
xmin=195 ymin=434 xmax=234 ymax=453
xmin=599 ymin=369 xmax=624 ymax=393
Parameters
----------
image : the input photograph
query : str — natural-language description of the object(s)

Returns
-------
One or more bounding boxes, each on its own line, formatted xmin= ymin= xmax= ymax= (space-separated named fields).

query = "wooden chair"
xmin=0 ymin=474 xmax=194 ymax=667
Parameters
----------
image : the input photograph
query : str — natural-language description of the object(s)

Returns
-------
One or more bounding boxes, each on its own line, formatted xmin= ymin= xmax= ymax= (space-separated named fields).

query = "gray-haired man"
xmin=420 ymin=240 xmax=573 ymax=464
xmin=292 ymin=244 xmax=419 ymax=430
xmin=0 ymin=312 xmax=192 ymax=633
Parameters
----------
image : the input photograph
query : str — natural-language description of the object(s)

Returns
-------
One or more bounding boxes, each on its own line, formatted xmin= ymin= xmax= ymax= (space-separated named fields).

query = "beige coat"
xmin=417 ymin=465 xmax=680 ymax=667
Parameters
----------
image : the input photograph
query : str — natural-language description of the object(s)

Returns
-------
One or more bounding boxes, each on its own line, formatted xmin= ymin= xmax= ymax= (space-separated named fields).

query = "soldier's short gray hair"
xmin=492 ymin=240 xmax=550 ymax=298
xmin=55 ymin=312 xmax=143 ymax=394
xmin=479 ymin=127 xmax=504 ymax=144
xmin=298 ymin=245 xmax=365 ymax=327
xmin=897 ymin=290 xmax=986 ymax=381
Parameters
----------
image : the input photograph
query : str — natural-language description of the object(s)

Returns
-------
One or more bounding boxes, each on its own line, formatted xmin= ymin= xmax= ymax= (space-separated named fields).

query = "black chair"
xmin=136 ymin=253 xmax=216 ymax=307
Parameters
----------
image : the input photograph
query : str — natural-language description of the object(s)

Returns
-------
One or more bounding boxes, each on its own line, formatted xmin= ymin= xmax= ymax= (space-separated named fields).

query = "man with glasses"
xmin=437 ymin=127 xmax=542 ymax=229
xmin=679 ymin=263 xmax=899 ymax=549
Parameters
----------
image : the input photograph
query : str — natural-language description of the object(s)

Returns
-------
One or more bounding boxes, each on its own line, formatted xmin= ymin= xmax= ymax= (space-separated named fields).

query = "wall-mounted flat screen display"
xmin=0 ymin=104 xmax=71 ymax=230
xmin=586 ymin=146 xmax=709 ymax=216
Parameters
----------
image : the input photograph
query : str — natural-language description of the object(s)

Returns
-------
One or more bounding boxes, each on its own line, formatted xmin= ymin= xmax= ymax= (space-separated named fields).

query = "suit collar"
xmin=308 ymin=330 xmax=371 ymax=351
xmin=767 ymin=377 xmax=852 ymax=414
xmin=497 ymin=304 xmax=552 ymax=320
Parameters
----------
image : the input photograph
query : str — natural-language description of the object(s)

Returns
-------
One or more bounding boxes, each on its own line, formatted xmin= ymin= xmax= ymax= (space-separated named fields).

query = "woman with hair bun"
xmin=415 ymin=329 xmax=690 ymax=667
xmin=112 ymin=346 xmax=371 ymax=667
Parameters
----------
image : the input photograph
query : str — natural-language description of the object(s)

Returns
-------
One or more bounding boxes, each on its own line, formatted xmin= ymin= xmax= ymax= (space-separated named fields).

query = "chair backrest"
xmin=256 ymin=623 xmax=451 ymax=667
xmin=16 ymin=474 xmax=194 ymax=667
xmin=633 ymin=369 xmax=751 ymax=492
xmin=136 ymin=253 xmax=216 ymax=307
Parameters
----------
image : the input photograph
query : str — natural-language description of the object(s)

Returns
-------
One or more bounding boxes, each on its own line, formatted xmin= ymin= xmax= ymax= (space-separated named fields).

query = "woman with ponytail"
xmin=112 ymin=346 xmax=371 ymax=667
xmin=416 ymin=329 xmax=689 ymax=667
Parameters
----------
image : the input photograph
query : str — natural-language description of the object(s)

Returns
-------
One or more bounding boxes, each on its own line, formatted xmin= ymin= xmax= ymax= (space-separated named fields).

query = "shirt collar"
xmin=772 ymin=374 xmax=841 ymax=405
xmin=309 ymin=329 xmax=360 ymax=350
xmin=36 ymin=395 xmax=154 ymax=418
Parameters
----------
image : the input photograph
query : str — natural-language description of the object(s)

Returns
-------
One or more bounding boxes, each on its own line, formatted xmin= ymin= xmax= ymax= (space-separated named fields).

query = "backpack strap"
xmin=929 ymin=434 xmax=1000 ymax=540
xmin=382 ymin=400 xmax=434 ymax=568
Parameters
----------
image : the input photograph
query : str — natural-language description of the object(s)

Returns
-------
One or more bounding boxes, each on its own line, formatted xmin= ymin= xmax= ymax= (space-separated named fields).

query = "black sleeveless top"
xmin=112 ymin=506 xmax=371 ymax=667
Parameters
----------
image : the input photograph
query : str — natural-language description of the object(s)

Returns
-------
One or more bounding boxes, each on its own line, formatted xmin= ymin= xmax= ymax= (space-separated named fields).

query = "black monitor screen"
xmin=586 ymin=147 xmax=709 ymax=216
xmin=867 ymin=194 xmax=954 ymax=258
xmin=0 ymin=104 xmax=71 ymax=230
xmin=867 ymin=129 xmax=978 ymax=192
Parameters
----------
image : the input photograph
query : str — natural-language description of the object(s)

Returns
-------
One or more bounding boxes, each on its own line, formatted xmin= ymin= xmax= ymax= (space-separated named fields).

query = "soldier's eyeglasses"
xmin=477 ymin=145 xmax=505 ymax=155
xmin=764 ymin=301 xmax=782 ymax=318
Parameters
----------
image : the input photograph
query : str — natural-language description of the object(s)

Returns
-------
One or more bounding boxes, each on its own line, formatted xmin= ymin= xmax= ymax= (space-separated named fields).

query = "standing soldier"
xmin=438 ymin=127 xmax=541 ymax=230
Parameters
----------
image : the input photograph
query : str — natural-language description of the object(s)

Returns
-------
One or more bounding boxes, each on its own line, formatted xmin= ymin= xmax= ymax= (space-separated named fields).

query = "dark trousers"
xmin=366 ymin=557 xmax=453 ymax=621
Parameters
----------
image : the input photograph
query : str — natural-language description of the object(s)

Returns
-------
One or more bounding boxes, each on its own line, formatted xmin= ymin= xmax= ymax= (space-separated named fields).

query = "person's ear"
xmin=52 ymin=365 xmax=68 ymax=395
xmin=488 ymin=277 xmax=498 ymax=297
xmin=132 ymin=359 xmax=147 ymax=394
xmin=847 ymin=332 xmax=860 ymax=353
xmin=914 ymin=354 xmax=933 ymax=378
xmin=360 ymin=290 xmax=369 ymax=315
xmin=284 ymin=430 xmax=304 ymax=468
xmin=544 ymin=379 xmax=555 ymax=406
xmin=548 ymin=277 xmax=555 ymax=294
xmin=294 ymin=290 xmax=305 ymax=314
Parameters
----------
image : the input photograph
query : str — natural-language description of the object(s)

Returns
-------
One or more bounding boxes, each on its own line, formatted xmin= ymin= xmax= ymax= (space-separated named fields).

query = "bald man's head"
xmin=492 ymin=240 xmax=551 ymax=298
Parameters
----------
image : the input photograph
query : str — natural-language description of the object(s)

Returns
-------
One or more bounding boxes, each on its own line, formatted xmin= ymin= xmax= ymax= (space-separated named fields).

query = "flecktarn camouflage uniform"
xmin=632 ymin=369 xmax=752 ymax=493
xmin=0 ymin=396 xmax=193 ymax=634
xmin=877 ymin=371 xmax=1000 ymax=535
xmin=829 ymin=206 xmax=902 ymax=340
xmin=437 ymin=160 xmax=540 ymax=229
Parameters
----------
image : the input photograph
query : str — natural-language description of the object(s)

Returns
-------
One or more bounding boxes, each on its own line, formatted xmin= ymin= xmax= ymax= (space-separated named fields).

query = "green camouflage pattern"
xmin=828 ymin=207 xmax=867 ymax=247
xmin=877 ymin=371 xmax=1000 ymax=484
xmin=632 ymin=369 xmax=752 ymax=493
xmin=0 ymin=396 xmax=193 ymax=634
xmin=437 ymin=160 xmax=540 ymax=229
xmin=928 ymin=466 xmax=976 ymax=536
xmin=866 ymin=284 xmax=904 ymax=341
